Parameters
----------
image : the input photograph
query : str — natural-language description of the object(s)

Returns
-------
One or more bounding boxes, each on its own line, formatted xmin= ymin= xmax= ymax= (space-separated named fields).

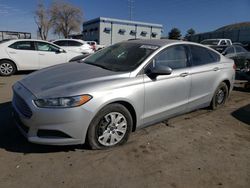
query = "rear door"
xmin=6 ymin=41 xmax=39 ymax=70
xmin=36 ymin=41 xmax=67 ymax=69
xmin=143 ymin=44 xmax=191 ymax=125
xmin=187 ymin=45 xmax=222 ymax=110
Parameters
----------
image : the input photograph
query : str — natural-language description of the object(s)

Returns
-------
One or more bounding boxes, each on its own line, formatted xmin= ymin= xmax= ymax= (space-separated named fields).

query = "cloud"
xmin=0 ymin=2 xmax=22 ymax=15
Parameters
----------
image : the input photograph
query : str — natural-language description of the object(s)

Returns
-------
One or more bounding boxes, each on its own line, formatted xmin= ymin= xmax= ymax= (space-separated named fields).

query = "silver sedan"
xmin=12 ymin=39 xmax=235 ymax=149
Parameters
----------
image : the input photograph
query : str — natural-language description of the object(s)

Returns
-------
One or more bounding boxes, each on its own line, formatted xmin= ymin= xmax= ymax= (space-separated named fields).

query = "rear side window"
xmin=67 ymin=41 xmax=82 ymax=46
xmin=54 ymin=40 xmax=68 ymax=46
xmin=9 ymin=41 xmax=35 ymax=50
xmin=189 ymin=45 xmax=220 ymax=66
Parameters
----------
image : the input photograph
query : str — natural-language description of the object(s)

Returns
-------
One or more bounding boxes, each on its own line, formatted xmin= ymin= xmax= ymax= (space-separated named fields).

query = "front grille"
xmin=37 ymin=130 xmax=72 ymax=139
xmin=13 ymin=92 xmax=32 ymax=118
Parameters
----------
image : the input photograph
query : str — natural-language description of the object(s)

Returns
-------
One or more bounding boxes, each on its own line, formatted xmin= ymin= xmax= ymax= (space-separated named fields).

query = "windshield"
xmin=201 ymin=40 xmax=219 ymax=45
xmin=84 ymin=42 xmax=158 ymax=72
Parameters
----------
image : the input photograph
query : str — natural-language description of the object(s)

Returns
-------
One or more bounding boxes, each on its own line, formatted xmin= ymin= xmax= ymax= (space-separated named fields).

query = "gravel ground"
xmin=0 ymin=74 xmax=249 ymax=188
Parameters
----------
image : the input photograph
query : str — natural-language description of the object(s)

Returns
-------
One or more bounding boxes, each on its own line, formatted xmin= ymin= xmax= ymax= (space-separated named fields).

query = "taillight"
xmin=233 ymin=63 xmax=236 ymax=70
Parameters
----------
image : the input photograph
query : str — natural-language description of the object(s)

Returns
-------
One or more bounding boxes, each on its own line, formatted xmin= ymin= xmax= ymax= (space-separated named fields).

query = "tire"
xmin=0 ymin=60 xmax=16 ymax=76
xmin=87 ymin=103 xmax=133 ymax=149
xmin=210 ymin=82 xmax=229 ymax=110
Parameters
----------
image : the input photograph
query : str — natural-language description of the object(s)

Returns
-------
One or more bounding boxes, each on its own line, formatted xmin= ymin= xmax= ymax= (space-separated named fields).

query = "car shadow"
xmin=15 ymin=70 xmax=35 ymax=75
xmin=0 ymin=102 xmax=88 ymax=154
xmin=233 ymin=86 xmax=250 ymax=92
xmin=231 ymin=104 xmax=250 ymax=125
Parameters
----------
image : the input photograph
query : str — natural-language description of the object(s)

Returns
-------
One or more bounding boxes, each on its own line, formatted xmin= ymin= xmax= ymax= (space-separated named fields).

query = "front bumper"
xmin=12 ymin=82 xmax=94 ymax=145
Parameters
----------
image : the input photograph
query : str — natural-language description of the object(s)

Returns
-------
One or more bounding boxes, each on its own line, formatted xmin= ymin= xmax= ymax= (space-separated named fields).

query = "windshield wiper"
xmin=85 ymin=62 xmax=114 ymax=71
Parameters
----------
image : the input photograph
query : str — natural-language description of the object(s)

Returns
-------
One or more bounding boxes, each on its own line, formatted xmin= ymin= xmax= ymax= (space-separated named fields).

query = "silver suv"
xmin=12 ymin=39 xmax=235 ymax=149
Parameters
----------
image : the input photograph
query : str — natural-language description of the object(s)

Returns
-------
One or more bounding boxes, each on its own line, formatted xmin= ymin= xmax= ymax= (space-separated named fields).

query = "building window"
xmin=151 ymin=32 xmax=158 ymax=38
xmin=104 ymin=27 xmax=111 ymax=33
xmin=130 ymin=30 xmax=136 ymax=36
xmin=141 ymin=31 xmax=147 ymax=36
xmin=119 ymin=29 xmax=126 ymax=35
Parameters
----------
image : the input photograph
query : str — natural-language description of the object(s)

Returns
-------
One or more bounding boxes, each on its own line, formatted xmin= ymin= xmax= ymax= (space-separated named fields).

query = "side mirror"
xmin=56 ymin=48 xmax=65 ymax=53
xmin=150 ymin=65 xmax=172 ymax=76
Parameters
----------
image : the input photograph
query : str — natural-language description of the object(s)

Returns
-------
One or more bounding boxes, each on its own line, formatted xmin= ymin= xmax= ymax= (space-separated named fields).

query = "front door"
xmin=36 ymin=41 xmax=67 ymax=69
xmin=143 ymin=45 xmax=191 ymax=126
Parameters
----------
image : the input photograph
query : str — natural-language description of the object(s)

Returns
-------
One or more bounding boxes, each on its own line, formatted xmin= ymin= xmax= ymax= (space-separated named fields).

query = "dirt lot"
xmin=0 ymin=74 xmax=250 ymax=188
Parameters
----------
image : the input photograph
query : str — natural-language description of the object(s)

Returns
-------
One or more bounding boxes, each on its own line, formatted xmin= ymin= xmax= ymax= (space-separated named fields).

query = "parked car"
xmin=53 ymin=39 xmax=94 ymax=54
xmin=222 ymin=45 xmax=250 ymax=83
xmin=12 ymin=39 xmax=235 ymax=149
xmin=201 ymin=39 xmax=232 ymax=53
xmin=0 ymin=39 xmax=84 ymax=76
xmin=85 ymin=41 xmax=105 ymax=51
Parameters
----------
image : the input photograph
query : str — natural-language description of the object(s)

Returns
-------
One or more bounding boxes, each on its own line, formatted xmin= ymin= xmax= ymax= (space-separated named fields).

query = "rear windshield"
xmin=0 ymin=39 xmax=11 ymax=44
xmin=84 ymin=42 xmax=158 ymax=72
xmin=201 ymin=40 xmax=220 ymax=45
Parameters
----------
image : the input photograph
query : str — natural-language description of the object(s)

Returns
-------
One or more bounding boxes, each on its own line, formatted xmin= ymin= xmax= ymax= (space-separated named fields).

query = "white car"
xmin=0 ymin=39 xmax=84 ymax=76
xmin=53 ymin=39 xmax=94 ymax=54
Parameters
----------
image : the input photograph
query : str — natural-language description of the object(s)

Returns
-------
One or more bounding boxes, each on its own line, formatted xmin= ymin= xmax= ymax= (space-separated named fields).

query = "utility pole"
xmin=128 ymin=0 xmax=134 ymax=20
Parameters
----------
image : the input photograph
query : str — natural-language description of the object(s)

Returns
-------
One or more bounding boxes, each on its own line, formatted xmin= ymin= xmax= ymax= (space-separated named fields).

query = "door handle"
xmin=213 ymin=67 xmax=219 ymax=71
xmin=39 ymin=53 xmax=45 ymax=55
xmin=180 ymin=72 xmax=189 ymax=77
xmin=9 ymin=51 xmax=17 ymax=54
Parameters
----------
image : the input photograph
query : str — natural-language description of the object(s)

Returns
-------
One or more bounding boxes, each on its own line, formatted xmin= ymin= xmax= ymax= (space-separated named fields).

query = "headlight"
xmin=34 ymin=95 xmax=92 ymax=108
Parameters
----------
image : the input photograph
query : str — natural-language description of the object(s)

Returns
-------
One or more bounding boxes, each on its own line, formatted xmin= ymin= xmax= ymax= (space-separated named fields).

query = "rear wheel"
xmin=87 ymin=103 xmax=132 ymax=149
xmin=210 ymin=82 xmax=228 ymax=110
xmin=0 ymin=60 xmax=16 ymax=76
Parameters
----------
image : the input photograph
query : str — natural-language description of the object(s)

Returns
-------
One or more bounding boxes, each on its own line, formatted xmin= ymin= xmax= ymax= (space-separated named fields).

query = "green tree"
xmin=168 ymin=28 xmax=181 ymax=39
xmin=185 ymin=28 xmax=196 ymax=39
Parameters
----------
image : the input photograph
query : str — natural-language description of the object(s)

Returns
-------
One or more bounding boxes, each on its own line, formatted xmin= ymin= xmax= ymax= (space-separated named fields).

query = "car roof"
xmin=201 ymin=39 xmax=230 ymax=41
xmin=54 ymin=39 xmax=84 ymax=42
xmin=125 ymin=39 xmax=180 ymax=47
xmin=7 ymin=39 xmax=52 ymax=42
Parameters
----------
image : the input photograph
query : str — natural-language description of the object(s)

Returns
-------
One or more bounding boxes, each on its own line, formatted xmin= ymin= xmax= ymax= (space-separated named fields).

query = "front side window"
xmin=36 ymin=42 xmax=60 ymax=52
xmin=9 ymin=41 xmax=35 ymax=50
xmin=154 ymin=45 xmax=187 ymax=70
xmin=84 ymin=42 xmax=158 ymax=72
xmin=189 ymin=45 xmax=220 ymax=66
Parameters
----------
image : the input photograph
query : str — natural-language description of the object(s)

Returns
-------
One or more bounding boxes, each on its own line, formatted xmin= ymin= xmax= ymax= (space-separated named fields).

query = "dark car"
xmin=222 ymin=45 xmax=250 ymax=85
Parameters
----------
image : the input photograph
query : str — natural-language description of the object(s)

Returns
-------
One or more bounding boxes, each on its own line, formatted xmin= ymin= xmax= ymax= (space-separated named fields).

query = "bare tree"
xmin=34 ymin=0 xmax=51 ymax=40
xmin=50 ymin=1 xmax=83 ymax=38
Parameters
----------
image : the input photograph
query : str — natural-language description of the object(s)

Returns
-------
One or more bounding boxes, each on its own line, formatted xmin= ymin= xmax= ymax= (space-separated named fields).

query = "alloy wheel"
xmin=97 ymin=112 xmax=127 ymax=146
xmin=0 ymin=63 xmax=14 ymax=75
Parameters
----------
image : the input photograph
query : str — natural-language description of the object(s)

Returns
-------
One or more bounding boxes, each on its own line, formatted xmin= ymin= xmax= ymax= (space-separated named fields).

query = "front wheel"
xmin=87 ymin=104 xmax=133 ymax=149
xmin=210 ymin=82 xmax=229 ymax=110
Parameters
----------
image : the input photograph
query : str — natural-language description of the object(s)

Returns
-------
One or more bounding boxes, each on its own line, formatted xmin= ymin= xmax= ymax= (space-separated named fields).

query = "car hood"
xmin=18 ymin=62 xmax=130 ymax=98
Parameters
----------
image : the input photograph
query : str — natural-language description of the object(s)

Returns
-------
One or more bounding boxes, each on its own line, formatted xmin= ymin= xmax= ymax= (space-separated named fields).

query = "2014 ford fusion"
xmin=12 ymin=39 xmax=235 ymax=149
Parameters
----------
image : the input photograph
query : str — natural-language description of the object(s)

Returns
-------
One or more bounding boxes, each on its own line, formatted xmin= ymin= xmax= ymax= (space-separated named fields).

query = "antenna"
xmin=128 ymin=0 xmax=134 ymax=20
